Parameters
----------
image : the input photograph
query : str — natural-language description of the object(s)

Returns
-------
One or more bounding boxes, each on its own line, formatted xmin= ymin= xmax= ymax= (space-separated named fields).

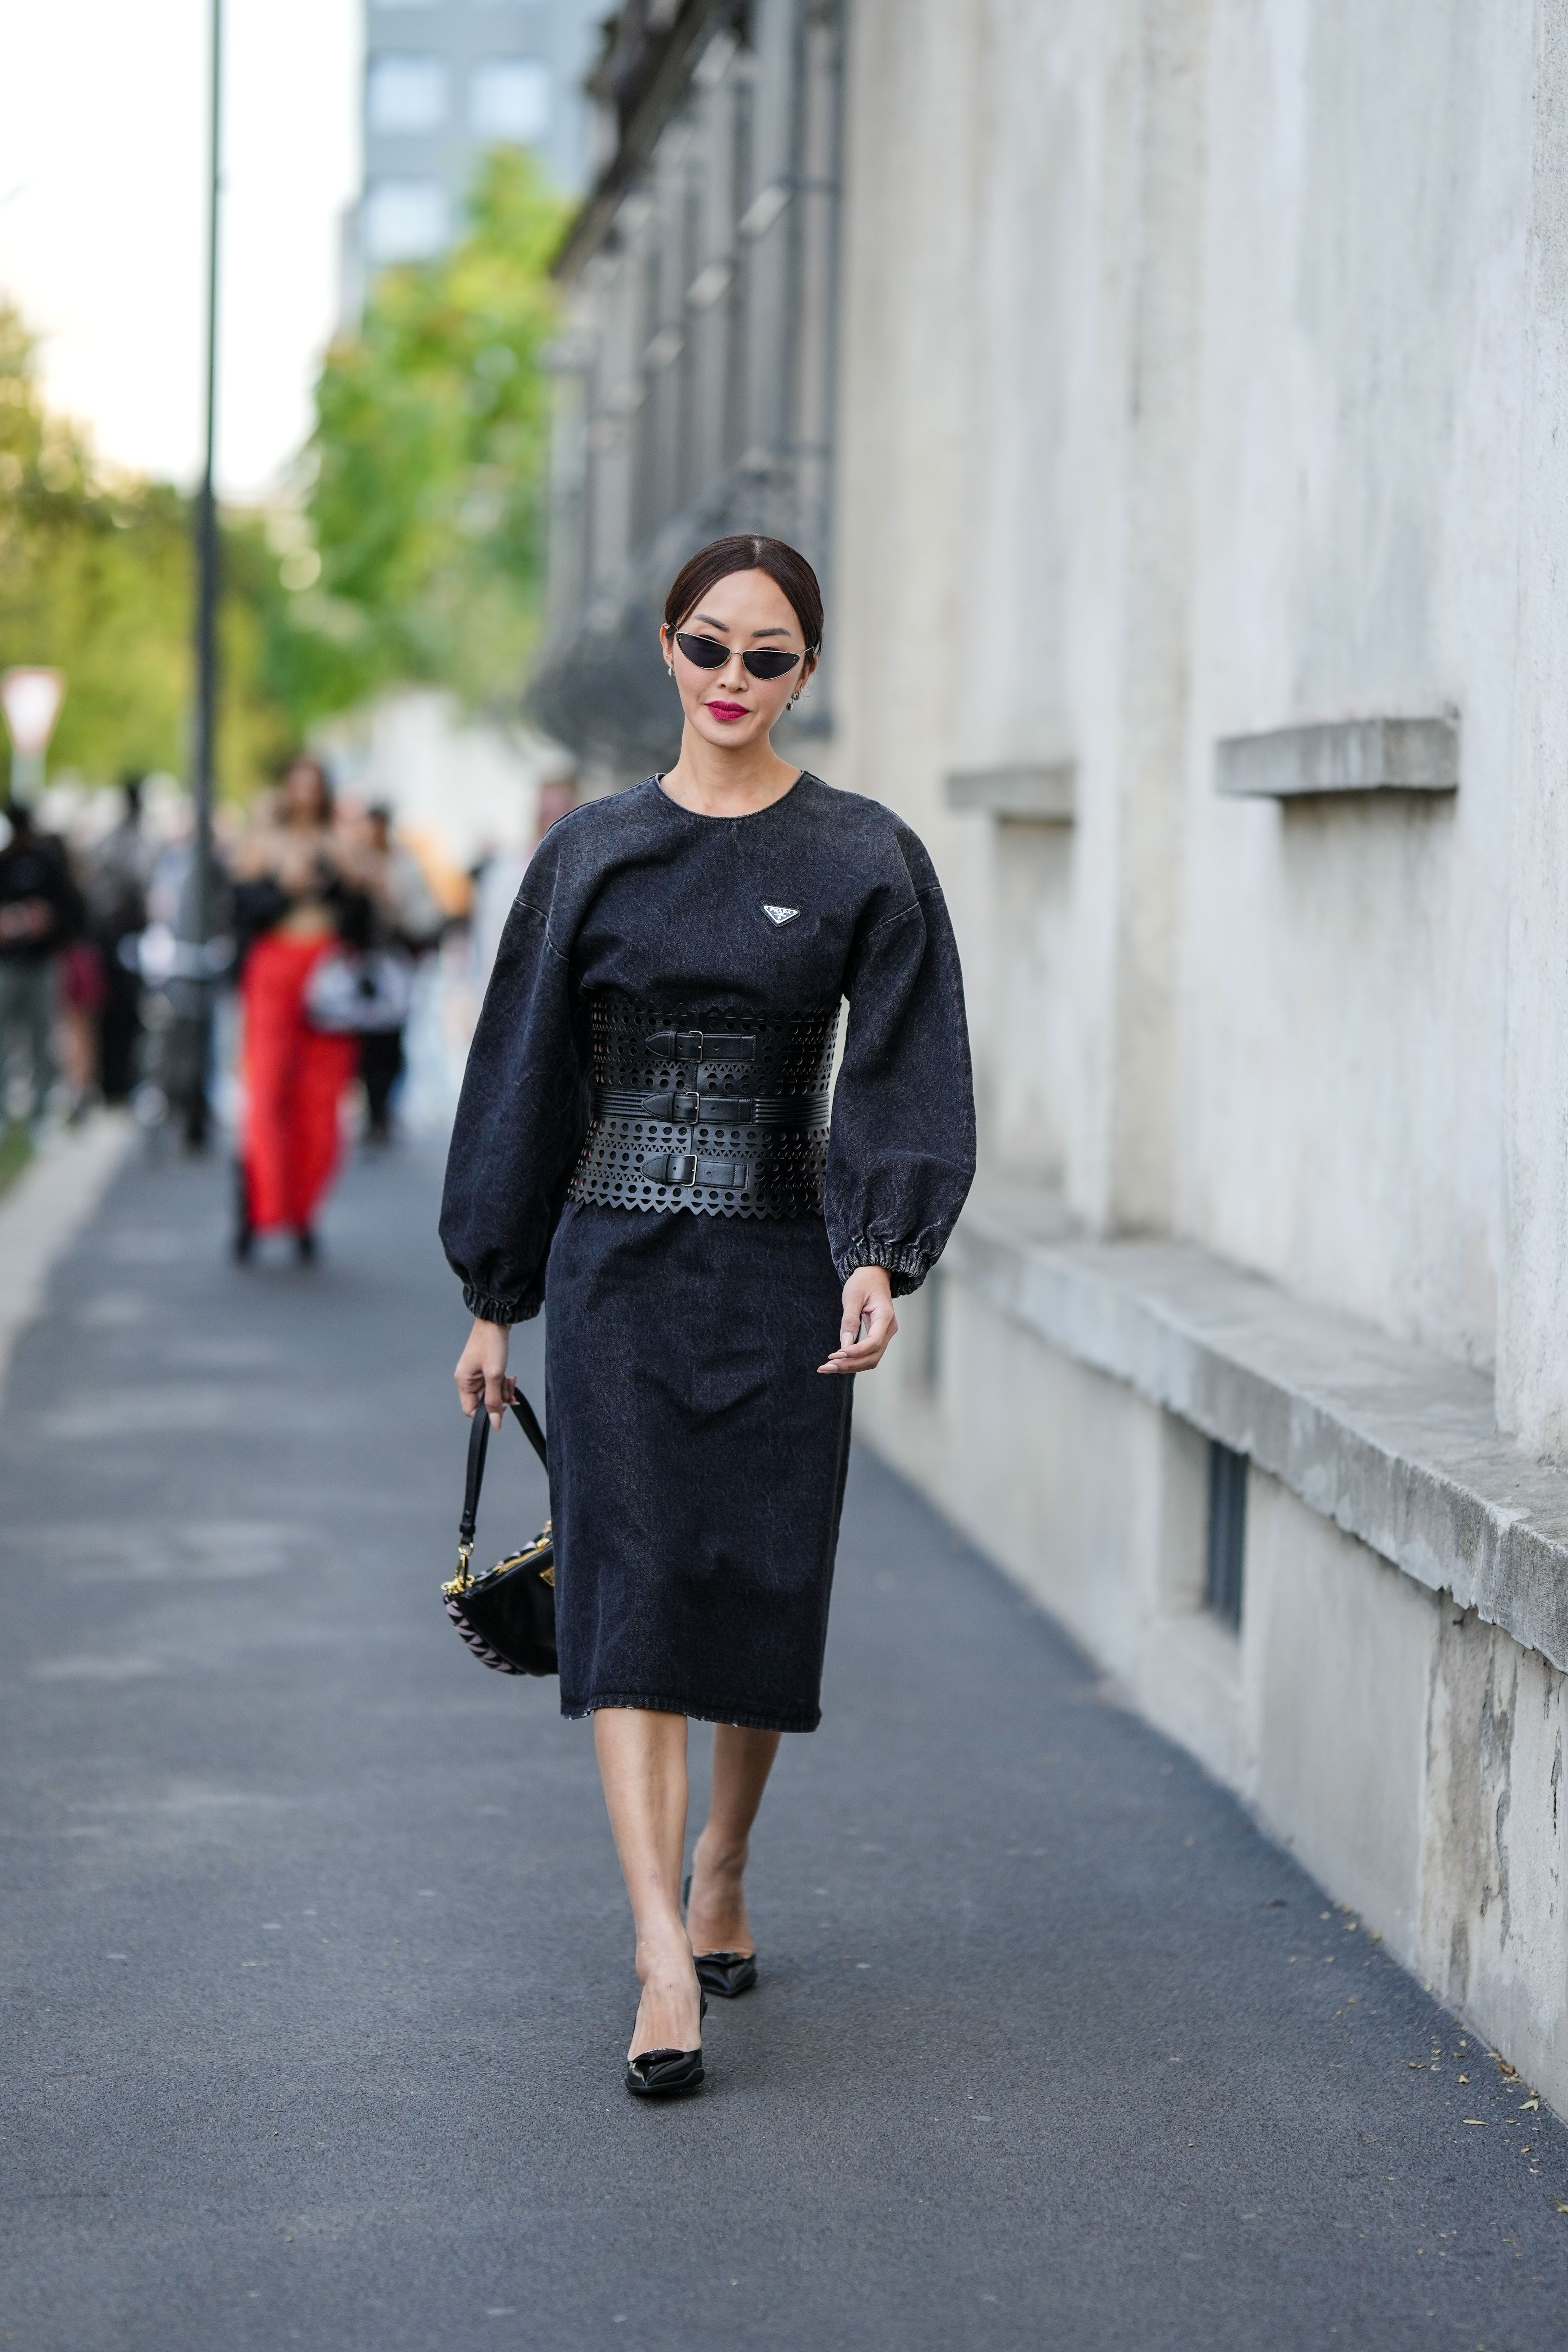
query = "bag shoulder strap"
xmin=458 ymin=1389 xmax=548 ymax=1547
xmin=508 ymin=1388 xmax=548 ymax=1472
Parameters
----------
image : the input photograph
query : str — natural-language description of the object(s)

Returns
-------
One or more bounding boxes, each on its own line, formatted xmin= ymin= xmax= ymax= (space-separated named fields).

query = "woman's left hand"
xmin=455 ymin=1316 xmax=516 ymax=1428
xmin=818 ymin=1266 xmax=898 ymax=1375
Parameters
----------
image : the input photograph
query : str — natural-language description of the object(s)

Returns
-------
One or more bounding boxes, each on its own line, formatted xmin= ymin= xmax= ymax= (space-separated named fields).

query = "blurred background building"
xmin=539 ymin=0 xmax=1568 ymax=2119
xmin=345 ymin=0 xmax=605 ymax=307
xmin=526 ymin=0 xmax=841 ymax=783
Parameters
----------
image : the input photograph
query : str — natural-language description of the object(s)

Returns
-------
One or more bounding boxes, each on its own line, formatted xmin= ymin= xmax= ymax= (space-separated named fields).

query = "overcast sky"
xmin=0 ymin=0 xmax=360 ymax=502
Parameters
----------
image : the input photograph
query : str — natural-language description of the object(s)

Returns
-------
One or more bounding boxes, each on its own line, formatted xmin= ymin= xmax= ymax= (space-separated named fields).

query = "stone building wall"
xmin=832 ymin=0 xmax=1568 ymax=2106
xmin=833 ymin=0 xmax=1537 ymax=1367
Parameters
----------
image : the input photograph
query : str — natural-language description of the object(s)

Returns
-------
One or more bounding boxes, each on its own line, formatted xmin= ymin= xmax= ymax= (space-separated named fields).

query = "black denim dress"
xmin=439 ymin=774 xmax=974 ymax=1730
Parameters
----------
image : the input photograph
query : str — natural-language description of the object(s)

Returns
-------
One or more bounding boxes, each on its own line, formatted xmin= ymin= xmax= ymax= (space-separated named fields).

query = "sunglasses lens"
xmin=675 ymin=632 xmax=728 ymax=669
xmin=743 ymin=649 xmax=800 ymax=679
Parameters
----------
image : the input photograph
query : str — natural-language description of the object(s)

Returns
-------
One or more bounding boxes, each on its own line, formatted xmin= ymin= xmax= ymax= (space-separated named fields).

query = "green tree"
xmin=0 ymin=145 xmax=566 ymax=792
xmin=0 ymin=300 xmax=187 ymax=783
xmin=301 ymin=146 xmax=568 ymax=709
xmin=0 ymin=299 xmax=302 ymax=795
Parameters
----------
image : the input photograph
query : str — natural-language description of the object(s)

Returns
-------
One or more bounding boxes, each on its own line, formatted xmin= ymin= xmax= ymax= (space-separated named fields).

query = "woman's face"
xmin=281 ymin=761 xmax=329 ymax=825
xmin=660 ymin=568 xmax=814 ymax=755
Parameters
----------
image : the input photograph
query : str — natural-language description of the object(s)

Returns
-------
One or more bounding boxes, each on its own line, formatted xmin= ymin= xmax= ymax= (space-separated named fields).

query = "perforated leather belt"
xmin=568 ymin=991 xmax=839 ymax=1223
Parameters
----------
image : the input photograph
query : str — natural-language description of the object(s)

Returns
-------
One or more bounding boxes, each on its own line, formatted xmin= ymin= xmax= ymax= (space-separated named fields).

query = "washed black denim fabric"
xmin=545 ymin=1201 xmax=852 ymax=1729
xmin=439 ymin=773 xmax=974 ymax=1729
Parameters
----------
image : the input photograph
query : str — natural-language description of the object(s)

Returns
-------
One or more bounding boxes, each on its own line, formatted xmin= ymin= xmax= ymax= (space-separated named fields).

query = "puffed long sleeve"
xmin=439 ymin=896 xmax=590 ymax=1324
xmin=825 ymin=869 xmax=976 ymax=1296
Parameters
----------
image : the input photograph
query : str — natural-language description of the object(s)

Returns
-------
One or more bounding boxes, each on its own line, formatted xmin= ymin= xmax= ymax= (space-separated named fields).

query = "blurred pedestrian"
xmin=353 ymin=803 xmax=444 ymax=1145
xmin=443 ymin=536 xmax=975 ymax=2097
xmin=84 ymin=775 xmax=153 ymax=1103
xmin=56 ymin=932 xmax=107 ymax=1116
xmin=0 ymin=799 xmax=83 ymax=1128
xmin=229 ymin=756 xmax=365 ymax=1262
xmin=535 ymin=770 xmax=578 ymax=840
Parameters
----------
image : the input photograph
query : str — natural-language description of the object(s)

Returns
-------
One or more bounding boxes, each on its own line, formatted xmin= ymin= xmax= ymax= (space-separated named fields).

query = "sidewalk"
xmin=2 ymin=1140 xmax=1566 ymax=2350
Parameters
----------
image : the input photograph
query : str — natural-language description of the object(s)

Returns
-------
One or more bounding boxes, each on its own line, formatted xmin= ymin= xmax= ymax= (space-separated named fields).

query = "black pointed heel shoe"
xmin=625 ymin=1992 xmax=707 ymax=2098
xmin=695 ymin=1950 xmax=758 ymax=1999
xmin=683 ymin=1873 xmax=759 ymax=1999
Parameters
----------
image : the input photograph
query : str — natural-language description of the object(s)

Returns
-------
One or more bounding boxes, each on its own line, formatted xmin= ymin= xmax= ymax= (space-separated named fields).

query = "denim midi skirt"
xmin=544 ymin=1198 xmax=854 ymax=1732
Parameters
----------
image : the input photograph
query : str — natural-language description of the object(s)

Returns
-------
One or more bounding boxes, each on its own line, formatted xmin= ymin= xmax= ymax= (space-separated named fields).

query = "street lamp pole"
xmin=194 ymin=0 xmax=220 ymax=928
xmin=181 ymin=0 xmax=222 ymax=1147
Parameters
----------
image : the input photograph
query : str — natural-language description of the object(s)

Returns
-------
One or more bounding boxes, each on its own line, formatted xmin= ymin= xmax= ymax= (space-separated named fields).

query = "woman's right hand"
xmin=455 ymin=1317 xmax=515 ymax=1429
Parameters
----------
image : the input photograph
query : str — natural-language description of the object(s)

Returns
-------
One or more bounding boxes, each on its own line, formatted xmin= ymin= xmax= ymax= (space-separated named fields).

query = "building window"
xmin=469 ymin=58 xmax=551 ymax=143
xmin=1205 ymin=1442 xmax=1248 ymax=1630
xmin=364 ymin=179 xmax=449 ymax=262
xmin=367 ymin=54 xmax=448 ymax=136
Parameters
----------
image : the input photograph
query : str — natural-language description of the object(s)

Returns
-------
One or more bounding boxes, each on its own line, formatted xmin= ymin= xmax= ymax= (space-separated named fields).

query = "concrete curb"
xmin=0 ymin=1113 xmax=138 ymax=1402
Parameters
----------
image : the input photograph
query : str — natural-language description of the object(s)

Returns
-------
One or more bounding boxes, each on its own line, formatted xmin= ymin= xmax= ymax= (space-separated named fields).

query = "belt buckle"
xmin=639 ymin=1149 xmax=748 ymax=1191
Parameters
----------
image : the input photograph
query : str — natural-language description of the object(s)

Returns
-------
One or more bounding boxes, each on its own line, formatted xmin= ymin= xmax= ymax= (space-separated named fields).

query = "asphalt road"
xmin=3 ymin=1137 xmax=1568 ymax=2351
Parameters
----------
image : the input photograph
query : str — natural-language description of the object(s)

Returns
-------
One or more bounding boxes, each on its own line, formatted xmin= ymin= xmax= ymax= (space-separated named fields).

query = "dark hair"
xmin=278 ymin=753 xmax=334 ymax=823
xmin=664 ymin=534 xmax=824 ymax=655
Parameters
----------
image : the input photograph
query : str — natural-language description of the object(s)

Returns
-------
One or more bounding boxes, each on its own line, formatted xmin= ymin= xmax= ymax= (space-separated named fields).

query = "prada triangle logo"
xmin=762 ymin=903 xmax=800 ymax=927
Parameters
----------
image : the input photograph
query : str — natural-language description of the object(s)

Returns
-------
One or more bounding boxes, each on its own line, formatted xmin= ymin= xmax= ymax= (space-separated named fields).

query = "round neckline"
xmin=652 ymin=769 xmax=810 ymax=824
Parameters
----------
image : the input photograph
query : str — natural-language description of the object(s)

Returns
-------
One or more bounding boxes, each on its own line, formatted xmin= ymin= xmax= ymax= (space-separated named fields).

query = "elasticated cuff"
xmin=462 ymin=1285 xmax=542 ymax=1326
xmin=832 ymin=1238 xmax=931 ymax=1298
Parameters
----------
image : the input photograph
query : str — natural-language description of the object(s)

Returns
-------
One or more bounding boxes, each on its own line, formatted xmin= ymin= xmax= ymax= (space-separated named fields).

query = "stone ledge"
xmin=1215 ymin=716 xmax=1459 ymax=797
xmin=945 ymin=762 xmax=1076 ymax=820
xmin=946 ymin=1196 xmax=1568 ymax=1671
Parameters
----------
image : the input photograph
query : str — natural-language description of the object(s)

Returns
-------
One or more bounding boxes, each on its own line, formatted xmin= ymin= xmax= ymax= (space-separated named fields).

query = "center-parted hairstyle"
xmin=664 ymin=534 xmax=824 ymax=656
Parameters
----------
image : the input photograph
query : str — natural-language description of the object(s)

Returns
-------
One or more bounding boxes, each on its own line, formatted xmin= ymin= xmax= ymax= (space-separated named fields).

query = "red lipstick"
xmin=706 ymin=700 xmax=749 ymax=722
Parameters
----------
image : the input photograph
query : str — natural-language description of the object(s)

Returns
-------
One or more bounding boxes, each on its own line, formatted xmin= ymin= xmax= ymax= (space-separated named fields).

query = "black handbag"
xmin=441 ymin=1391 xmax=557 ymax=1676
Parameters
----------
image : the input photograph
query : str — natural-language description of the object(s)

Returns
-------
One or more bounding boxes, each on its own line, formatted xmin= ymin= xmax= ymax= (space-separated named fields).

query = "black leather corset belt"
xmin=568 ymin=991 xmax=838 ymax=1219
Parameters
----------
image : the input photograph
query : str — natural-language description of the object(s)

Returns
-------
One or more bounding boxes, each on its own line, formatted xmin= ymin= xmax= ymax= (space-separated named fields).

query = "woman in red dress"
xmin=231 ymin=758 xmax=361 ymax=1262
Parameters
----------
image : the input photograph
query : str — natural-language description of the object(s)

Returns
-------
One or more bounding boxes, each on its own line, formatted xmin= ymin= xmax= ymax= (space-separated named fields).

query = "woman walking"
xmin=231 ymin=757 xmax=363 ymax=1262
xmin=441 ymin=535 xmax=974 ymax=2094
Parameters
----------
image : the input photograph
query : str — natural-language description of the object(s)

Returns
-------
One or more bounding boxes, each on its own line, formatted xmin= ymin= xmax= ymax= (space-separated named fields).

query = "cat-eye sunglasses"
xmin=674 ymin=630 xmax=807 ymax=681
